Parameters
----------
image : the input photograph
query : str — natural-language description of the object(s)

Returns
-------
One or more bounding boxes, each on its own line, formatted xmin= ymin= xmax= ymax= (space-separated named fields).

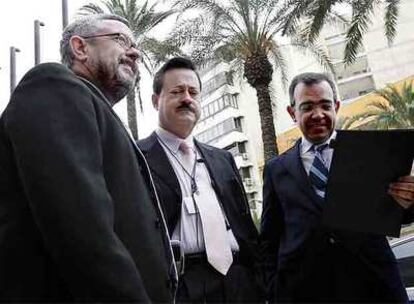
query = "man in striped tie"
xmin=260 ymin=72 xmax=414 ymax=303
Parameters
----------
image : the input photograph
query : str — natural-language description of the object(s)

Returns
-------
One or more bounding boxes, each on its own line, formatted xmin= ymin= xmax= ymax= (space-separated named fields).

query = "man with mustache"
xmin=260 ymin=72 xmax=414 ymax=302
xmin=138 ymin=57 xmax=262 ymax=302
xmin=0 ymin=14 xmax=176 ymax=302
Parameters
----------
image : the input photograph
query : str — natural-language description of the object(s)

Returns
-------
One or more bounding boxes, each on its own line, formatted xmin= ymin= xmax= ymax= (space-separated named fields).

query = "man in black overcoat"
xmin=0 ymin=14 xmax=176 ymax=302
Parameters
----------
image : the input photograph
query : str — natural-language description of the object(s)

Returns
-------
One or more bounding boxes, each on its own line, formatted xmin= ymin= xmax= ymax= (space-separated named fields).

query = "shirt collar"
xmin=156 ymin=127 xmax=194 ymax=154
xmin=301 ymin=130 xmax=337 ymax=154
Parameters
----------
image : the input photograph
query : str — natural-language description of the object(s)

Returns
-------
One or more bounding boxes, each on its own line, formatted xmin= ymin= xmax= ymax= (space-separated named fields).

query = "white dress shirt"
xmin=155 ymin=128 xmax=239 ymax=254
xmin=300 ymin=131 xmax=337 ymax=174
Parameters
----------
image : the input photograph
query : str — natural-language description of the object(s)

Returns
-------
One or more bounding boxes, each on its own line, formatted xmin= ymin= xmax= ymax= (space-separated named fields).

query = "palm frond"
xmin=140 ymin=37 xmax=183 ymax=67
xmin=384 ymin=0 xmax=400 ymax=46
xmin=268 ymin=41 xmax=289 ymax=91
xmin=349 ymin=81 xmax=414 ymax=129
xmin=343 ymin=0 xmax=375 ymax=64
xmin=78 ymin=3 xmax=105 ymax=15
xmin=305 ymin=0 xmax=334 ymax=43
xmin=278 ymin=0 xmax=316 ymax=37
xmin=290 ymin=37 xmax=335 ymax=75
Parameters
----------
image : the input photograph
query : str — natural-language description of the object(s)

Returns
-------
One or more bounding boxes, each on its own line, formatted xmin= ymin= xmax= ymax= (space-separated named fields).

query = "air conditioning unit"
xmin=241 ymin=153 xmax=248 ymax=160
xmin=243 ymin=178 xmax=253 ymax=187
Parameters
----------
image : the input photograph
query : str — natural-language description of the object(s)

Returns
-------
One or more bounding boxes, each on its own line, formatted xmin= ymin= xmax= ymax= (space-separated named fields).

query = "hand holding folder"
xmin=322 ymin=130 xmax=414 ymax=237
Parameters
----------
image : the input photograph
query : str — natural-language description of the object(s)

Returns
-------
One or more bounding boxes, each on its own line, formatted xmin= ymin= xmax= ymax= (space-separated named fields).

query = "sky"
xmin=0 ymin=0 xmax=159 ymax=137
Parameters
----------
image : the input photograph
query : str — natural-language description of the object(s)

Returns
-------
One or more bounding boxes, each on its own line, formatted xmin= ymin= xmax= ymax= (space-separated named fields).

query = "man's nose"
xmin=127 ymin=47 xmax=139 ymax=62
xmin=181 ymin=90 xmax=194 ymax=103
xmin=311 ymin=107 xmax=324 ymax=119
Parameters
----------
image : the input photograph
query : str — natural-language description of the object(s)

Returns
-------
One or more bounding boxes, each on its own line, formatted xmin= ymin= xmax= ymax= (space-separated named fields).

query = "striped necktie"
xmin=309 ymin=143 xmax=329 ymax=201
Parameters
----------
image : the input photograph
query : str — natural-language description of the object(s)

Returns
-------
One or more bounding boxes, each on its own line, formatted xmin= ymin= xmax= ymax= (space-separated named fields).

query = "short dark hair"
xmin=288 ymin=72 xmax=338 ymax=106
xmin=153 ymin=57 xmax=202 ymax=94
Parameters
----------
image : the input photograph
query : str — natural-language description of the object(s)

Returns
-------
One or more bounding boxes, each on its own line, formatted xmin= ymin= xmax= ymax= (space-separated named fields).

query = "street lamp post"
xmin=10 ymin=47 xmax=21 ymax=94
xmin=62 ymin=0 xmax=68 ymax=30
xmin=34 ymin=20 xmax=45 ymax=65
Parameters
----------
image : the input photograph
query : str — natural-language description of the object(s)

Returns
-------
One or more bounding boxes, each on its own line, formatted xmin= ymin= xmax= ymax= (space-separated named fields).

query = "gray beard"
xmin=94 ymin=60 xmax=136 ymax=104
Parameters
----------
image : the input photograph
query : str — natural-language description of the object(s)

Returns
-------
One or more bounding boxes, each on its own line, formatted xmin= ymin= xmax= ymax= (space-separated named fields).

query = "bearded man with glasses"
xmin=0 ymin=14 xmax=177 ymax=302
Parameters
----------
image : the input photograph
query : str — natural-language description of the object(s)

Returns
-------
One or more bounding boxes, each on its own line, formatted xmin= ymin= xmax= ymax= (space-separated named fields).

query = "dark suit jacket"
xmin=0 ymin=63 xmax=176 ymax=302
xmin=138 ymin=132 xmax=259 ymax=269
xmin=260 ymin=140 xmax=409 ymax=302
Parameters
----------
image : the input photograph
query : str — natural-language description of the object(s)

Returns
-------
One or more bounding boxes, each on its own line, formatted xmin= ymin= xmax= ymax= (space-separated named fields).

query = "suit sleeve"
xmin=260 ymin=160 xmax=285 ymax=301
xmin=402 ymin=207 xmax=414 ymax=224
xmin=5 ymin=65 xmax=150 ymax=302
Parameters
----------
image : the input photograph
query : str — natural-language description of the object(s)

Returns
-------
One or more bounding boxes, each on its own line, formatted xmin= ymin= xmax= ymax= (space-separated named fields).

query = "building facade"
xmin=193 ymin=0 xmax=414 ymax=216
xmin=194 ymin=62 xmax=263 ymax=218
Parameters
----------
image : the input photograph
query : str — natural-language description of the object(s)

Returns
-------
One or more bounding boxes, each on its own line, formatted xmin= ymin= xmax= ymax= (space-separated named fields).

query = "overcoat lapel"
xmin=139 ymin=132 xmax=181 ymax=198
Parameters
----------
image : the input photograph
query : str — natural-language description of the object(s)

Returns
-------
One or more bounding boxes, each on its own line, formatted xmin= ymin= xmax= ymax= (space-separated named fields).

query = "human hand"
xmin=388 ymin=175 xmax=414 ymax=209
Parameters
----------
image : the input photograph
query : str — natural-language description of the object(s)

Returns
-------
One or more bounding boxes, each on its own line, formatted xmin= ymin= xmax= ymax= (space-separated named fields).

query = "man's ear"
xmin=287 ymin=105 xmax=296 ymax=122
xmin=334 ymin=100 xmax=340 ymax=113
xmin=70 ymin=36 xmax=88 ymax=63
xmin=152 ymin=94 xmax=159 ymax=110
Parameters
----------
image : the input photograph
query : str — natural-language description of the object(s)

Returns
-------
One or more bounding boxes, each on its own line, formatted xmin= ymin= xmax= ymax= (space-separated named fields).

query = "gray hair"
xmin=288 ymin=72 xmax=338 ymax=107
xmin=60 ymin=14 xmax=129 ymax=67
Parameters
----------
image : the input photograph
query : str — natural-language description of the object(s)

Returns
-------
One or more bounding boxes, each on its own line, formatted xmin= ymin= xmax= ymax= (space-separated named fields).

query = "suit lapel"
xmin=139 ymin=133 xmax=181 ymax=197
xmin=282 ymin=140 xmax=323 ymax=211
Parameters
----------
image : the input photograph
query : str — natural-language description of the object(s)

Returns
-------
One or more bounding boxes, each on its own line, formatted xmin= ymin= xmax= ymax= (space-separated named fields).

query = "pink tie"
xmin=179 ymin=141 xmax=194 ymax=171
xmin=179 ymin=141 xmax=233 ymax=275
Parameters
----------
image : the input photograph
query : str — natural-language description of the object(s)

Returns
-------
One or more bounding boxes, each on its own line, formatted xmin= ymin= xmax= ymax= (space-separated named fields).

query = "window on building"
xmin=223 ymin=143 xmax=238 ymax=156
xmin=246 ymin=192 xmax=257 ymax=209
xmin=223 ymin=141 xmax=247 ymax=157
xmin=201 ymin=71 xmax=234 ymax=98
xmin=199 ymin=94 xmax=239 ymax=122
xmin=196 ymin=117 xmax=244 ymax=143
xmin=234 ymin=117 xmax=242 ymax=131
xmin=237 ymin=141 xmax=246 ymax=153
xmin=239 ymin=166 xmax=251 ymax=179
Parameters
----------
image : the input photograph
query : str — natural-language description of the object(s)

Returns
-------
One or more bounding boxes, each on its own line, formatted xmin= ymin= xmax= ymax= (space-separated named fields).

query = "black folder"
xmin=322 ymin=130 xmax=414 ymax=237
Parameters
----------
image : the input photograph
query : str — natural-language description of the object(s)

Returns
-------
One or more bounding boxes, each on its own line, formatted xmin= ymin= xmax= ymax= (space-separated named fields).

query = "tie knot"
xmin=179 ymin=141 xmax=191 ymax=154
xmin=313 ymin=143 xmax=329 ymax=153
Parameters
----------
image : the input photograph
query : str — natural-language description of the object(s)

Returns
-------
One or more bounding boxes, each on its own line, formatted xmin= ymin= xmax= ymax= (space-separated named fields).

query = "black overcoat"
xmin=0 ymin=63 xmax=176 ymax=302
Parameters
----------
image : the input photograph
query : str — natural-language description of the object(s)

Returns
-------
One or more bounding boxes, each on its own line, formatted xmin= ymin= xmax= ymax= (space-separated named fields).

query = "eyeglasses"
xmin=81 ymin=32 xmax=137 ymax=50
xmin=297 ymin=101 xmax=335 ymax=113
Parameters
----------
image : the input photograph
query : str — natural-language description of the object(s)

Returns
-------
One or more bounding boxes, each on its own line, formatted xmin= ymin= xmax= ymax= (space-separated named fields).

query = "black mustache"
xmin=177 ymin=104 xmax=193 ymax=111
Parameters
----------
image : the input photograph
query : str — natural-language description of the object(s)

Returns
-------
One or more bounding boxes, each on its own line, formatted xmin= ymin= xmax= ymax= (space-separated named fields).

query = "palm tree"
xmin=170 ymin=0 xmax=335 ymax=160
xmin=281 ymin=0 xmax=401 ymax=64
xmin=342 ymin=81 xmax=414 ymax=130
xmin=79 ymin=0 xmax=179 ymax=140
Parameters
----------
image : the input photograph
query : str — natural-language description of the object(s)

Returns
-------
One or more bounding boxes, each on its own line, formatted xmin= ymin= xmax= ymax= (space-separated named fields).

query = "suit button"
xmin=155 ymin=218 xmax=161 ymax=228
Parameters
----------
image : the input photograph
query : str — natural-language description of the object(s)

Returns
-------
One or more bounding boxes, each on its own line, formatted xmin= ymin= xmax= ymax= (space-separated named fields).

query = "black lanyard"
xmin=156 ymin=134 xmax=199 ymax=195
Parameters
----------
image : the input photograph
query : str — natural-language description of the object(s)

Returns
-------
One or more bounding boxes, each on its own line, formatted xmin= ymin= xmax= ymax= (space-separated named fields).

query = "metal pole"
xmin=10 ymin=47 xmax=21 ymax=94
xmin=34 ymin=20 xmax=45 ymax=65
xmin=62 ymin=0 xmax=68 ymax=30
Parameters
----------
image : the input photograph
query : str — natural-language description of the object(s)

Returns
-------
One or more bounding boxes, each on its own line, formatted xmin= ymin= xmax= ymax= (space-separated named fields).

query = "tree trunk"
xmin=127 ymin=89 xmax=138 ymax=140
xmin=254 ymin=83 xmax=279 ymax=161
xmin=244 ymin=53 xmax=279 ymax=161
